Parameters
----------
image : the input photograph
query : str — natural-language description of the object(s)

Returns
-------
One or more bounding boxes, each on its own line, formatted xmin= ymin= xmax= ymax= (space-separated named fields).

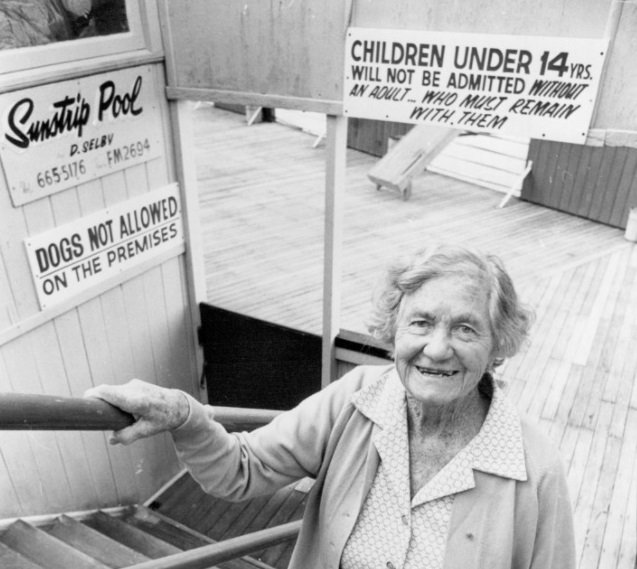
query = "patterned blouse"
xmin=340 ymin=372 xmax=527 ymax=569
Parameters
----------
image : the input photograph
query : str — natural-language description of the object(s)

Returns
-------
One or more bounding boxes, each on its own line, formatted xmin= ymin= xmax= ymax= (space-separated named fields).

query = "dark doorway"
xmin=198 ymin=304 xmax=322 ymax=410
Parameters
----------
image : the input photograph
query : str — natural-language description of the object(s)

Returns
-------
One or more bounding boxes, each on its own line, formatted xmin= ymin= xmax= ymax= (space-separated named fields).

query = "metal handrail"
xmin=0 ymin=393 xmax=135 ymax=430
xmin=0 ymin=393 xmax=281 ymax=431
xmin=126 ymin=520 xmax=302 ymax=569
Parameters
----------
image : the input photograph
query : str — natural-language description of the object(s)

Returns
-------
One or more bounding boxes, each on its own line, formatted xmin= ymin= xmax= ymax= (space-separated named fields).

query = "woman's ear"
xmin=489 ymin=339 xmax=505 ymax=366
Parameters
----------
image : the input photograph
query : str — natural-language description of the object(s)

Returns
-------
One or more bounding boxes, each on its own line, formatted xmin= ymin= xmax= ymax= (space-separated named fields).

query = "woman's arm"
xmin=170 ymin=372 xmax=364 ymax=500
xmin=87 ymin=366 xmax=378 ymax=501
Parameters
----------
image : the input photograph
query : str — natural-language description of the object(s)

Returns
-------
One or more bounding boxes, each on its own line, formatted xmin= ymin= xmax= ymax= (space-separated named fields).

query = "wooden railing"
xmin=0 ymin=393 xmax=295 ymax=569
xmin=0 ymin=393 xmax=280 ymax=431
xmin=126 ymin=520 xmax=302 ymax=569
xmin=0 ymin=393 xmax=135 ymax=430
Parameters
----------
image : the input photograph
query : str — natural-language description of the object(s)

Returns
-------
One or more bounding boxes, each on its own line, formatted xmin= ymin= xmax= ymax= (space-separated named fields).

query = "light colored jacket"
xmin=172 ymin=364 xmax=575 ymax=569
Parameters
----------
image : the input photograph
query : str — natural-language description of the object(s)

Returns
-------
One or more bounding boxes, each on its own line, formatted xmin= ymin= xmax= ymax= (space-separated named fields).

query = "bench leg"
xmin=402 ymin=182 xmax=412 ymax=201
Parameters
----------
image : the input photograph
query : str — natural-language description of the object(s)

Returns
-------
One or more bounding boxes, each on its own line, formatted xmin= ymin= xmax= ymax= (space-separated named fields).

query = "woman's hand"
xmin=85 ymin=379 xmax=190 ymax=445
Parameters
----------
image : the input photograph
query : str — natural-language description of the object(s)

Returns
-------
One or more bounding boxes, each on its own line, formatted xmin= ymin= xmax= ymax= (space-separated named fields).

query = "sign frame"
xmin=24 ymin=185 xmax=184 ymax=310
xmin=0 ymin=65 xmax=164 ymax=206
xmin=343 ymin=28 xmax=608 ymax=143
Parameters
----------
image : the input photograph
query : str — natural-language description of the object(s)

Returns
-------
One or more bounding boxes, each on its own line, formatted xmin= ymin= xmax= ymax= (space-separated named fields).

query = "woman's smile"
xmin=414 ymin=366 xmax=457 ymax=378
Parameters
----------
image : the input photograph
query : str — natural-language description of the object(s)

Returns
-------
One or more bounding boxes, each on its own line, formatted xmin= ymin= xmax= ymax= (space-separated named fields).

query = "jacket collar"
xmin=351 ymin=367 xmax=527 ymax=484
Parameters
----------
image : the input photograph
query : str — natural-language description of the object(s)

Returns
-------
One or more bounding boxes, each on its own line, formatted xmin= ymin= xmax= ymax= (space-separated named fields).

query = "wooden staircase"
xmin=0 ymin=505 xmax=276 ymax=569
xmin=0 ymin=395 xmax=300 ymax=569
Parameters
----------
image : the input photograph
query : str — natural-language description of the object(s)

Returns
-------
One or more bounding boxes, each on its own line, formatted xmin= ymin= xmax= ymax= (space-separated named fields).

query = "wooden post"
xmin=168 ymin=100 xmax=208 ymax=400
xmin=588 ymin=0 xmax=623 ymax=130
xmin=321 ymin=114 xmax=347 ymax=388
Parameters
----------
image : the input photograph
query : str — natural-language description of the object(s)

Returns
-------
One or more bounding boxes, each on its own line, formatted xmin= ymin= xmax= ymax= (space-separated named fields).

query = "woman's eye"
xmin=455 ymin=325 xmax=476 ymax=337
xmin=410 ymin=320 xmax=431 ymax=330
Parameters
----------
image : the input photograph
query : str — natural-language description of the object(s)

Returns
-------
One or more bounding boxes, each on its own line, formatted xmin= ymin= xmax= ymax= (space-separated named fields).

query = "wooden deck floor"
xmin=192 ymin=104 xmax=636 ymax=569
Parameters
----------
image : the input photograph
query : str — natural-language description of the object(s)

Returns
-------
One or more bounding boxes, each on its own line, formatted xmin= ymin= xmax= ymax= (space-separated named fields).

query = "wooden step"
xmin=122 ymin=506 xmax=274 ymax=569
xmin=83 ymin=510 xmax=181 ymax=559
xmin=45 ymin=515 xmax=149 ymax=568
xmin=0 ymin=541 xmax=45 ymax=569
xmin=146 ymin=470 xmax=201 ymax=516
xmin=122 ymin=506 xmax=212 ymax=550
xmin=0 ymin=519 xmax=109 ymax=569
xmin=150 ymin=473 xmax=233 ymax=536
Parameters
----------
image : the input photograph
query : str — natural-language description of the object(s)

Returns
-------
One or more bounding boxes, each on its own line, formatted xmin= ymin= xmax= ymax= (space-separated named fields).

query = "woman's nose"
xmin=422 ymin=328 xmax=452 ymax=360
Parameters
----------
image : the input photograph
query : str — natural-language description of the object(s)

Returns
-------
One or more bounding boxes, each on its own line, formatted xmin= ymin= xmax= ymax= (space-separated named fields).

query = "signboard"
xmin=24 ymin=185 xmax=184 ymax=310
xmin=344 ymin=29 xmax=607 ymax=143
xmin=0 ymin=65 xmax=163 ymax=206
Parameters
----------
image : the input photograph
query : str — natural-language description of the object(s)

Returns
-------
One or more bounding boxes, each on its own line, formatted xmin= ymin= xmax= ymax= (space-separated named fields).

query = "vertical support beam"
xmin=160 ymin=0 xmax=207 ymax=400
xmin=589 ymin=0 xmax=623 ymax=129
xmin=157 ymin=0 xmax=177 ymax=86
xmin=322 ymin=114 xmax=348 ymax=388
xmin=168 ymin=99 xmax=208 ymax=400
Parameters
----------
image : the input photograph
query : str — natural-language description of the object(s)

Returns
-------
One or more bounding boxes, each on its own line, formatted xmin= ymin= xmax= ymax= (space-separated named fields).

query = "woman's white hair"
xmin=367 ymin=244 xmax=533 ymax=359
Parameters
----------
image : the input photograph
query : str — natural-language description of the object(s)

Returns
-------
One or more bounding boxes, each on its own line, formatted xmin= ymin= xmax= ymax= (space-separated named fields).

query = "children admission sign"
xmin=343 ymin=29 xmax=607 ymax=143
xmin=0 ymin=65 xmax=163 ymax=206
xmin=24 ymin=185 xmax=184 ymax=310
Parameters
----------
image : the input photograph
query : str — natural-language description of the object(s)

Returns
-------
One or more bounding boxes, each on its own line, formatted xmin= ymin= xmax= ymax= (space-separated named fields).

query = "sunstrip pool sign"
xmin=24 ymin=185 xmax=184 ymax=310
xmin=0 ymin=65 xmax=163 ymax=206
xmin=343 ymin=28 xmax=607 ymax=143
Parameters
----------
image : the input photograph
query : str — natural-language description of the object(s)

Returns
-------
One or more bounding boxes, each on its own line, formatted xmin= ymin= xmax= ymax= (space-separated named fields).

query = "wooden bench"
xmin=367 ymin=125 xmax=458 ymax=200
xmin=427 ymin=133 xmax=532 ymax=208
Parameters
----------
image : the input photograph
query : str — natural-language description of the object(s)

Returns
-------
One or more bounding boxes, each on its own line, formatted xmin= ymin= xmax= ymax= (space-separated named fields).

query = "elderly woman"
xmin=88 ymin=244 xmax=575 ymax=569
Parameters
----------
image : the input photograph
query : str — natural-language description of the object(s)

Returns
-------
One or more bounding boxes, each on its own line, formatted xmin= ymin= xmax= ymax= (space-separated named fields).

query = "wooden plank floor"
xmin=192 ymin=104 xmax=636 ymax=569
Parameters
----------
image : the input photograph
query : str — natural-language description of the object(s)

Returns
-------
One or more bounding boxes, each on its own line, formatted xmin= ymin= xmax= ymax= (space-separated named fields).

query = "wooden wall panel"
xmin=0 ymin=254 xmax=16 ymax=330
xmin=575 ymin=147 xmax=604 ymax=218
xmin=522 ymin=140 xmax=637 ymax=228
xmin=119 ymin=275 xmax=175 ymax=493
xmin=0 ymin=179 xmax=39 ymax=321
xmin=164 ymin=0 xmax=613 ymax=103
xmin=0 ymin=63 xmax=198 ymax=518
xmin=347 ymin=118 xmax=411 ymax=157
xmin=2 ymin=334 xmax=74 ymax=512
xmin=164 ymin=0 xmax=349 ymax=104
xmin=80 ymin=294 xmax=143 ymax=504
xmin=588 ymin=147 xmax=618 ymax=222
xmin=350 ymin=0 xmax=611 ymax=36
xmin=53 ymin=310 xmax=118 ymax=508
xmin=0 ymin=359 xmax=21 ymax=517
xmin=609 ymin=151 xmax=637 ymax=225
xmin=161 ymin=0 xmax=637 ymax=136
xmin=31 ymin=323 xmax=99 ymax=508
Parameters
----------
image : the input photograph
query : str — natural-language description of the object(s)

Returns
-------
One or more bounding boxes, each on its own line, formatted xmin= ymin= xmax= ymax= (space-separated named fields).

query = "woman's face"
xmin=394 ymin=273 xmax=496 ymax=407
